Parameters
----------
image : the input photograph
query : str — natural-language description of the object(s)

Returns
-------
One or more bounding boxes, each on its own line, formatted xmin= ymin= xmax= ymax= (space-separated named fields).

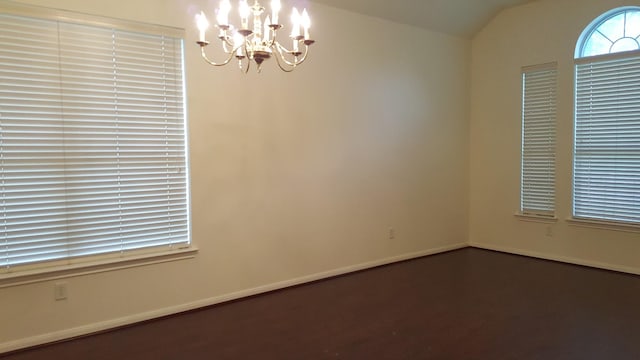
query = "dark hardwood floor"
xmin=3 ymin=248 xmax=640 ymax=359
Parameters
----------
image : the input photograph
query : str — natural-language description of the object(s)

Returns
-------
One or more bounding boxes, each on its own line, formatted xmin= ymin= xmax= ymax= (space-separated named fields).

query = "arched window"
xmin=574 ymin=7 xmax=640 ymax=225
xmin=576 ymin=7 xmax=640 ymax=58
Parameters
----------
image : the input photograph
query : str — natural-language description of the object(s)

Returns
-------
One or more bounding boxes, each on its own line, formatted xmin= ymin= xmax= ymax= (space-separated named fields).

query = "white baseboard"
xmin=469 ymin=242 xmax=640 ymax=276
xmin=1 ymin=243 xmax=467 ymax=354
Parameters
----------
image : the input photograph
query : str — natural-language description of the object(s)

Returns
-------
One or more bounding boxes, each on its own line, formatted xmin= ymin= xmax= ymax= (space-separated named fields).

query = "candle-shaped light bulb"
xmin=301 ymin=9 xmax=310 ymax=40
xmin=239 ymin=0 xmax=250 ymax=29
xmin=292 ymin=39 xmax=299 ymax=53
xmin=234 ymin=32 xmax=245 ymax=56
xmin=216 ymin=0 xmax=231 ymax=26
xmin=196 ymin=11 xmax=209 ymax=42
xmin=290 ymin=7 xmax=300 ymax=38
xmin=263 ymin=15 xmax=271 ymax=43
xmin=271 ymin=0 xmax=281 ymax=25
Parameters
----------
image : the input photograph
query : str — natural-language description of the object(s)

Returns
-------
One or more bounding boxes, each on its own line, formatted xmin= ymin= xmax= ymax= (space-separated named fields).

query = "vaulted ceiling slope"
xmin=311 ymin=0 xmax=536 ymax=38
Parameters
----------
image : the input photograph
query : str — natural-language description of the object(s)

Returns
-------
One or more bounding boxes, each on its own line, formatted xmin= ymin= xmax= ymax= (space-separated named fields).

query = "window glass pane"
xmin=611 ymin=37 xmax=640 ymax=53
xmin=598 ymin=13 xmax=625 ymax=41
xmin=583 ymin=31 xmax=612 ymax=57
xmin=626 ymin=11 xmax=640 ymax=38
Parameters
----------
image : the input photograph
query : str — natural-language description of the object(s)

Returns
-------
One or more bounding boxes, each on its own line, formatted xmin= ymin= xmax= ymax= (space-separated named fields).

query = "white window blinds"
xmin=0 ymin=12 xmax=190 ymax=269
xmin=574 ymin=54 xmax=640 ymax=224
xmin=521 ymin=63 xmax=557 ymax=216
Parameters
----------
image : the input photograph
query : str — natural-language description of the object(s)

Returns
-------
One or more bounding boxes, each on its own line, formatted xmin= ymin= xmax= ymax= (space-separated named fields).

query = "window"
xmin=0 ymin=4 xmax=191 ymax=273
xmin=574 ymin=7 xmax=640 ymax=225
xmin=521 ymin=63 xmax=557 ymax=217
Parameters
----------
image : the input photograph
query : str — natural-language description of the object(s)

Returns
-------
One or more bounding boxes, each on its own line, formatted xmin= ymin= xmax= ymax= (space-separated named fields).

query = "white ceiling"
xmin=310 ymin=0 xmax=536 ymax=38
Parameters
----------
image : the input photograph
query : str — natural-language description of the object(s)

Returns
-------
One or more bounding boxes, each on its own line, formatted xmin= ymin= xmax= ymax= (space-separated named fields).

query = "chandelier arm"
xmin=294 ymin=45 xmax=310 ymax=65
xmin=274 ymin=41 xmax=309 ymax=67
xmin=274 ymin=41 xmax=292 ymax=60
xmin=222 ymin=39 xmax=234 ymax=54
xmin=266 ymin=27 xmax=278 ymax=48
xmin=243 ymin=42 xmax=252 ymax=73
xmin=273 ymin=47 xmax=296 ymax=72
xmin=269 ymin=32 xmax=300 ymax=71
xmin=273 ymin=42 xmax=294 ymax=68
xmin=200 ymin=45 xmax=236 ymax=67
xmin=222 ymin=35 xmax=235 ymax=48
xmin=242 ymin=55 xmax=251 ymax=73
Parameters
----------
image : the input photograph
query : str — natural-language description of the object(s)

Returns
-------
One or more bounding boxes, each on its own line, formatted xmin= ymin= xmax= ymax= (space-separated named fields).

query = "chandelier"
xmin=195 ymin=0 xmax=315 ymax=73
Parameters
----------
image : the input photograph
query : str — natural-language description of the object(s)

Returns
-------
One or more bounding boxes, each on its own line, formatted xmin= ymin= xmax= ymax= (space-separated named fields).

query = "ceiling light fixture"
xmin=195 ymin=0 xmax=315 ymax=73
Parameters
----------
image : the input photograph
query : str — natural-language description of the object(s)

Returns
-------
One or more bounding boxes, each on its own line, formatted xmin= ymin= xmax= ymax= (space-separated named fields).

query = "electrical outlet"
xmin=54 ymin=282 xmax=68 ymax=301
xmin=388 ymin=227 xmax=395 ymax=240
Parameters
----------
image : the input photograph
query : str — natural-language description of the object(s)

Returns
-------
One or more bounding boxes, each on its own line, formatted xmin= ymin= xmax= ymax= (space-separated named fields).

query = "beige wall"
xmin=0 ymin=0 xmax=470 ymax=351
xmin=470 ymin=0 xmax=640 ymax=273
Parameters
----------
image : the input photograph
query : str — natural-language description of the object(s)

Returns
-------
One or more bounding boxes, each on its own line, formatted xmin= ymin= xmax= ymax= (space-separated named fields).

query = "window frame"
xmin=519 ymin=62 xmax=558 ymax=219
xmin=0 ymin=2 xmax=196 ymax=286
xmin=571 ymin=6 xmax=640 ymax=231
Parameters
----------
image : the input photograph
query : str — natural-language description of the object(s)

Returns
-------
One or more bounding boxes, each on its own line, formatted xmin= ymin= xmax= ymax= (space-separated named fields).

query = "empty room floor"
xmin=3 ymin=248 xmax=640 ymax=359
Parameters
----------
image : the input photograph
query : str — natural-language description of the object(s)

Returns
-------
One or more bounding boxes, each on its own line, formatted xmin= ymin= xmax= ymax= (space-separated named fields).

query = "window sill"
xmin=566 ymin=218 xmax=640 ymax=233
xmin=514 ymin=212 xmax=558 ymax=223
xmin=0 ymin=247 xmax=198 ymax=288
